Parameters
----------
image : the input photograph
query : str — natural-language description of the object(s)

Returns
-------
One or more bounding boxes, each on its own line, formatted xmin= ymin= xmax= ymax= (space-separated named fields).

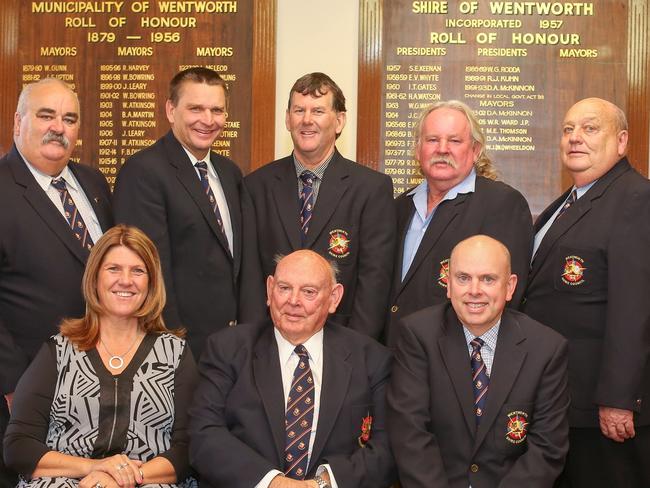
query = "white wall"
xmin=275 ymin=0 xmax=359 ymax=160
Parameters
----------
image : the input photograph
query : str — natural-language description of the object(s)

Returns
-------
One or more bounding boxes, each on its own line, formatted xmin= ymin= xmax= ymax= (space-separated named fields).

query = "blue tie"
xmin=299 ymin=171 xmax=316 ymax=245
xmin=470 ymin=338 xmax=490 ymax=424
xmin=284 ymin=345 xmax=315 ymax=479
xmin=51 ymin=177 xmax=93 ymax=250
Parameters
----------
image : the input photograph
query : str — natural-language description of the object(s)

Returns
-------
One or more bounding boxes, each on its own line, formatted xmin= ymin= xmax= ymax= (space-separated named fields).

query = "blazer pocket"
xmin=492 ymin=402 xmax=533 ymax=455
xmin=553 ymin=245 xmax=607 ymax=296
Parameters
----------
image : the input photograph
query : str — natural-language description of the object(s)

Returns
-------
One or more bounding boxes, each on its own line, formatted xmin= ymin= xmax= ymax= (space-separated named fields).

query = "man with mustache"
xmin=385 ymin=100 xmax=533 ymax=346
xmin=114 ymin=67 xmax=245 ymax=359
xmin=0 ymin=78 xmax=113 ymax=483
xmin=241 ymin=73 xmax=396 ymax=339
xmin=523 ymin=98 xmax=650 ymax=487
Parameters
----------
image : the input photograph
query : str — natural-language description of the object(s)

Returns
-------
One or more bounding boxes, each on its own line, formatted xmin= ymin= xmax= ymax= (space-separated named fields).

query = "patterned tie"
xmin=555 ymin=189 xmax=577 ymax=220
xmin=195 ymin=161 xmax=226 ymax=237
xmin=299 ymin=170 xmax=316 ymax=245
xmin=50 ymin=177 xmax=93 ymax=250
xmin=284 ymin=345 xmax=315 ymax=479
xmin=470 ymin=338 xmax=490 ymax=424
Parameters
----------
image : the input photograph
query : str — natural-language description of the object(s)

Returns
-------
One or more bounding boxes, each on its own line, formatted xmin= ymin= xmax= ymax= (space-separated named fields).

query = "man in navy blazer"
xmin=241 ymin=73 xmax=396 ymax=339
xmin=386 ymin=101 xmax=532 ymax=347
xmin=388 ymin=236 xmax=569 ymax=487
xmin=523 ymin=98 xmax=650 ymax=487
xmin=114 ymin=67 xmax=244 ymax=358
xmin=0 ymin=78 xmax=113 ymax=483
xmin=190 ymin=250 xmax=395 ymax=488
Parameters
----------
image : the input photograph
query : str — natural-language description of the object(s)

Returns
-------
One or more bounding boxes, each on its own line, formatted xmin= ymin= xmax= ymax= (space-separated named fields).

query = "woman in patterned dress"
xmin=4 ymin=225 xmax=197 ymax=488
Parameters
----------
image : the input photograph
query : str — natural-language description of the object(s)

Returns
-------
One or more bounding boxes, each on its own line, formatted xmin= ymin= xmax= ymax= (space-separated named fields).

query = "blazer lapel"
xmin=271 ymin=157 xmax=302 ymax=250
xmin=68 ymin=163 xmax=113 ymax=232
xmin=304 ymin=152 xmax=349 ymax=247
xmin=164 ymin=132 xmax=232 ymax=257
xmin=398 ymin=194 xmax=469 ymax=294
xmin=9 ymin=147 xmax=88 ymax=264
xmin=309 ymin=326 xmax=352 ymax=470
xmin=473 ymin=312 xmax=526 ymax=454
xmin=253 ymin=326 xmax=287 ymax=466
xmin=438 ymin=308 xmax=476 ymax=435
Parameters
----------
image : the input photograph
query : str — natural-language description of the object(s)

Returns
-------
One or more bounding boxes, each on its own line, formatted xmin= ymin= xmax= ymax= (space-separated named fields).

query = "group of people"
xmin=0 ymin=67 xmax=648 ymax=488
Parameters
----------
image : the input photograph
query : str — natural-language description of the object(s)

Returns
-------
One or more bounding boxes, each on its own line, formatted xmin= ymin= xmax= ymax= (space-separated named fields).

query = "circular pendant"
xmin=108 ymin=355 xmax=124 ymax=370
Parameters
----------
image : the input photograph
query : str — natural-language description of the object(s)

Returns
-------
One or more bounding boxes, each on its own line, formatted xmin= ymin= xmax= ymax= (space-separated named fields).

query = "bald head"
xmin=267 ymin=250 xmax=343 ymax=345
xmin=560 ymin=97 xmax=628 ymax=187
xmin=447 ymin=235 xmax=517 ymax=335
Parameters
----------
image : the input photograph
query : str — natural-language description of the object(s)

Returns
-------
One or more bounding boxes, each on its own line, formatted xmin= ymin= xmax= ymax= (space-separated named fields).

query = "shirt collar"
xmin=18 ymin=147 xmax=75 ymax=193
xmin=293 ymin=151 xmax=333 ymax=180
xmin=182 ymin=146 xmax=210 ymax=166
xmin=408 ymin=168 xmax=476 ymax=220
xmin=573 ymin=179 xmax=597 ymax=199
xmin=274 ymin=327 xmax=324 ymax=366
xmin=462 ymin=318 xmax=501 ymax=352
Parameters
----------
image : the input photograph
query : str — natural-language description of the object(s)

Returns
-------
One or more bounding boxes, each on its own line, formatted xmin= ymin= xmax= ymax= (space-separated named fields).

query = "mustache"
xmin=42 ymin=131 xmax=70 ymax=149
xmin=426 ymin=155 xmax=458 ymax=169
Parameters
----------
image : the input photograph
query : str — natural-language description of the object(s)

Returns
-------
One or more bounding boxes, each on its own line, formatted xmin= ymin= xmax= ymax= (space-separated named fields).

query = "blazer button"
xmin=636 ymin=398 xmax=642 ymax=407
xmin=391 ymin=305 xmax=399 ymax=313
xmin=470 ymin=464 xmax=479 ymax=473
xmin=228 ymin=320 xmax=237 ymax=327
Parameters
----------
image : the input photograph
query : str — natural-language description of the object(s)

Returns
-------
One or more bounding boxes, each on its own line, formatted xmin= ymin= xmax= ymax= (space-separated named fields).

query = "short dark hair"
xmin=287 ymin=72 xmax=346 ymax=112
xmin=168 ymin=67 xmax=228 ymax=106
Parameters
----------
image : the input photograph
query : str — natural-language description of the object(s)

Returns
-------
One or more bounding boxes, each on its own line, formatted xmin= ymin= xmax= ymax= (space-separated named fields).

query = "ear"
xmin=165 ymin=99 xmax=176 ymax=125
xmin=13 ymin=112 xmax=21 ymax=137
xmin=285 ymin=109 xmax=291 ymax=132
xmin=617 ymin=130 xmax=628 ymax=157
xmin=327 ymin=283 xmax=344 ymax=314
xmin=266 ymin=275 xmax=274 ymax=307
xmin=335 ymin=111 xmax=347 ymax=136
xmin=472 ymin=141 xmax=483 ymax=161
xmin=505 ymin=273 xmax=518 ymax=302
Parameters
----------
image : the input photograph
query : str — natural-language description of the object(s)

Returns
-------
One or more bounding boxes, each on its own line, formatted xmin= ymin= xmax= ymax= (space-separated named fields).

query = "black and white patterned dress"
xmin=5 ymin=332 xmax=197 ymax=488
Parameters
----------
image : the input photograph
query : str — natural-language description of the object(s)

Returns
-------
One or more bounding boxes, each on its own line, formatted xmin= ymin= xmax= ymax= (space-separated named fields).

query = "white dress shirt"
xmin=20 ymin=150 xmax=103 ymax=244
xmin=255 ymin=328 xmax=339 ymax=488
xmin=182 ymin=147 xmax=234 ymax=254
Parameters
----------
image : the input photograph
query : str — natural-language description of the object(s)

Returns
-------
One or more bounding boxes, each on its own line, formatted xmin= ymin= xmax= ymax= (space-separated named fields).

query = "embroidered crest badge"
xmin=328 ymin=229 xmax=350 ymax=258
xmin=358 ymin=414 xmax=373 ymax=448
xmin=505 ymin=410 xmax=529 ymax=444
xmin=561 ymin=255 xmax=587 ymax=286
xmin=437 ymin=258 xmax=450 ymax=288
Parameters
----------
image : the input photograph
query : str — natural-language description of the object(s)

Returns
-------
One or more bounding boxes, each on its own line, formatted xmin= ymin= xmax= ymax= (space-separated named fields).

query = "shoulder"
xmin=400 ymin=303 xmax=448 ymax=337
xmin=200 ymin=321 xmax=271 ymax=364
xmin=151 ymin=332 xmax=190 ymax=365
xmin=332 ymin=154 xmax=392 ymax=184
xmin=69 ymin=161 xmax=106 ymax=182
xmin=326 ymin=323 xmax=391 ymax=370
xmin=504 ymin=309 xmax=566 ymax=348
xmin=210 ymin=152 xmax=243 ymax=179
xmin=476 ymin=176 xmax=527 ymax=201
xmin=245 ymin=156 xmax=292 ymax=185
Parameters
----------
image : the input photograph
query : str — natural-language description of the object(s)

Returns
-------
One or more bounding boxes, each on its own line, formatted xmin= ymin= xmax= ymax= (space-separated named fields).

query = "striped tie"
xmin=299 ymin=170 xmax=316 ymax=245
xmin=284 ymin=345 xmax=315 ymax=479
xmin=470 ymin=338 xmax=490 ymax=424
xmin=196 ymin=161 xmax=226 ymax=237
xmin=50 ymin=177 xmax=93 ymax=250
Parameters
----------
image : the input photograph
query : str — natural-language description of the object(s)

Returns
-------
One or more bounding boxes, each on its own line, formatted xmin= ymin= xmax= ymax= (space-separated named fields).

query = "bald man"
xmin=190 ymin=250 xmax=395 ymax=488
xmin=0 ymin=78 xmax=113 ymax=483
xmin=389 ymin=235 xmax=569 ymax=487
xmin=523 ymin=98 xmax=650 ymax=487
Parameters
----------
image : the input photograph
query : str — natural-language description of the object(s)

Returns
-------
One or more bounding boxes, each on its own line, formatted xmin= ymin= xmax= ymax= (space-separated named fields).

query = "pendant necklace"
xmin=100 ymin=332 xmax=141 ymax=370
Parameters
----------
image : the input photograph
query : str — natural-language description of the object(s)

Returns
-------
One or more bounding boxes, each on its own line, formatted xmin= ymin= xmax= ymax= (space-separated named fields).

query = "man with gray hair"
xmin=385 ymin=100 xmax=533 ymax=346
xmin=0 ymin=78 xmax=113 ymax=482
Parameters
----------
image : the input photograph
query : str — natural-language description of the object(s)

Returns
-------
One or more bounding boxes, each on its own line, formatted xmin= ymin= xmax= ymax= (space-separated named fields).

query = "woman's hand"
xmin=79 ymin=470 xmax=120 ymax=488
xmin=89 ymin=454 xmax=143 ymax=488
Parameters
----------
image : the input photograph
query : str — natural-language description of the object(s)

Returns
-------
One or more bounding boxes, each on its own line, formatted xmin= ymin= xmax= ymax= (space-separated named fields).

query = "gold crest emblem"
xmin=561 ymin=255 xmax=587 ymax=286
xmin=506 ymin=410 xmax=529 ymax=444
xmin=328 ymin=229 xmax=351 ymax=258
xmin=437 ymin=258 xmax=450 ymax=288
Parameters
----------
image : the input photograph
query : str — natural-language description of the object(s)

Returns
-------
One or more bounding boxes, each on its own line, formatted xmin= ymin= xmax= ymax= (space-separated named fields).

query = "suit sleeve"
xmin=499 ymin=337 xmax=569 ymax=487
xmin=0 ymin=316 xmax=30 ymax=394
xmin=595 ymin=185 xmax=650 ymax=411
xmin=320 ymin=348 xmax=396 ymax=488
xmin=188 ymin=334 xmax=277 ymax=488
xmin=3 ymin=341 xmax=57 ymax=475
xmin=348 ymin=175 xmax=396 ymax=338
xmin=237 ymin=181 xmax=269 ymax=323
xmin=113 ymin=159 xmax=183 ymax=328
xmin=387 ymin=323 xmax=450 ymax=488
xmin=482 ymin=187 xmax=533 ymax=308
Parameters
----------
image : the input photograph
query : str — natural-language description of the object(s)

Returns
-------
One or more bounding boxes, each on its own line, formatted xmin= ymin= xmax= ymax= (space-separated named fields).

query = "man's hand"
xmin=4 ymin=392 xmax=13 ymax=413
xmin=269 ymin=475 xmax=318 ymax=488
xmin=599 ymin=406 xmax=635 ymax=442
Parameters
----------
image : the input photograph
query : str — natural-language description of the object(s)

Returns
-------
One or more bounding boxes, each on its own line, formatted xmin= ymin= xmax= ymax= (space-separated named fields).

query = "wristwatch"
xmin=314 ymin=475 xmax=331 ymax=488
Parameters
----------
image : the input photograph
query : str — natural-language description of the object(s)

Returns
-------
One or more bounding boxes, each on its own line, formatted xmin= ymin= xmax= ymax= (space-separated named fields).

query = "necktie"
xmin=555 ymin=189 xmax=577 ymax=220
xmin=284 ymin=345 xmax=315 ymax=479
xmin=195 ymin=161 xmax=226 ymax=237
xmin=299 ymin=170 xmax=316 ymax=245
xmin=50 ymin=177 xmax=94 ymax=250
xmin=470 ymin=338 xmax=490 ymax=424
